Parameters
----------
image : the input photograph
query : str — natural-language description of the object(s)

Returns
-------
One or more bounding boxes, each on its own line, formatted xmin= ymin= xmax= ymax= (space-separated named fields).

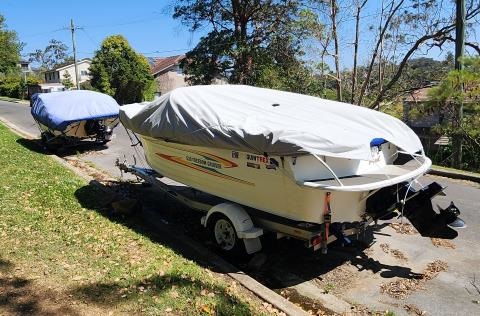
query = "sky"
xmin=0 ymin=0 xmax=469 ymax=69
xmin=0 ymin=0 xmax=205 ymax=62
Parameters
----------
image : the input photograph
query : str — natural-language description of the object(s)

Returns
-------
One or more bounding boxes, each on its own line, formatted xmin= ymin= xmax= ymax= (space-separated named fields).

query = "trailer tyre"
xmin=208 ymin=214 xmax=245 ymax=257
xmin=40 ymin=132 xmax=57 ymax=152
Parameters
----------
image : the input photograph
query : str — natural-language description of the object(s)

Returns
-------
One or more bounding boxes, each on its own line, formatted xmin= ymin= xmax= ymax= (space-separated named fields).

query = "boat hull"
xmin=38 ymin=118 xmax=119 ymax=139
xmin=141 ymin=137 xmax=378 ymax=224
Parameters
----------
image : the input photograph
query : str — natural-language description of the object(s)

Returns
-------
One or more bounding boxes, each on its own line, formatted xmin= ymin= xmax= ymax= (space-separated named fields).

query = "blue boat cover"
xmin=31 ymin=90 xmax=119 ymax=131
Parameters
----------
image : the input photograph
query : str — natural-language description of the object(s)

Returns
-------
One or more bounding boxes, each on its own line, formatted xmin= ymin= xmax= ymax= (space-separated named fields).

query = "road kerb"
xmin=429 ymin=167 xmax=480 ymax=183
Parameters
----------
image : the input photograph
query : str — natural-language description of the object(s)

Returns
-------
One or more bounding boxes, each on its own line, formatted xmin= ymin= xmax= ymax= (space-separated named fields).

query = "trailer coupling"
xmin=367 ymin=181 xmax=465 ymax=239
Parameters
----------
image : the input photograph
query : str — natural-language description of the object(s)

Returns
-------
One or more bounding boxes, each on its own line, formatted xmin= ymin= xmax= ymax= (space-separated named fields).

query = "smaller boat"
xmin=31 ymin=90 xmax=120 ymax=149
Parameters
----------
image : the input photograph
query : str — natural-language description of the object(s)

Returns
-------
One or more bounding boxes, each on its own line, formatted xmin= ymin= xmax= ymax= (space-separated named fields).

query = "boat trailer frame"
xmin=115 ymin=160 xmax=456 ymax=255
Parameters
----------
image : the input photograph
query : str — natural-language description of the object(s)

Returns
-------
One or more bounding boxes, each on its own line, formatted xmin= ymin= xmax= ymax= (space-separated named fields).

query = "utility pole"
xmin=453 ymin=0 xmax=465 ymax=168
xmin=70 ymin=19 xmax=80 ymax=90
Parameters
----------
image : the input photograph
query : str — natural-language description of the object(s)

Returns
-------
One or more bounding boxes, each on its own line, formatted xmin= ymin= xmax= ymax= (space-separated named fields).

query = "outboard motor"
xmin=366 ymin=182 xmax=465 ymax=239
xmin=439 ymin=202 xmax=466 ymax=228
xmin=85 ymin=120 xmax=112 ymax=144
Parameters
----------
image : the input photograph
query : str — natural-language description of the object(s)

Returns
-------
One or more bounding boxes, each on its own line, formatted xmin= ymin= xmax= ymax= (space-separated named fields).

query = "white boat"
xmin=121 ymin=85 xmax=432 ymax=221
xmin=139 ymin=137 xmax=431 ymax=224
xmin=120 ymin=85 xmax=462 ymax=254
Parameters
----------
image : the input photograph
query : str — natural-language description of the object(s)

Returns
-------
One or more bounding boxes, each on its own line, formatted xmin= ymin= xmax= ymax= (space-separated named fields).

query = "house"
xmin=150 ymin=54 xmax=228 ymax=96
xmin=18 ymin=60 xmax=32 ymax=73
xmin=43 ymin=59 xmax=92 ymax=86
xmin=151 ymin=55 xmax=187 ymax=96
xmin=28 ymin=83 xmax=66 ymax=98
xmin=402 ymin=86 xmax=451 ymax=153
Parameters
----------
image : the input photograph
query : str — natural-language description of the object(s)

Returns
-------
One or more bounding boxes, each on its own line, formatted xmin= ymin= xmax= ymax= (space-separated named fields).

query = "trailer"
xmin=116 ymin=160 xmax=463 ymax=256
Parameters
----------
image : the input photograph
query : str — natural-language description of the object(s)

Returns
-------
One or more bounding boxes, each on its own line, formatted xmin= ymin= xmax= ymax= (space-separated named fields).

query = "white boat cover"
xmin=120 ymin=85 xmax=423 ymax=160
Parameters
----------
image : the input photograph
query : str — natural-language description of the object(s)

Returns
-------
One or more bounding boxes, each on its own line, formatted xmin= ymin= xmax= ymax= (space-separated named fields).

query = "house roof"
xmin=404 ymin=87 xmax=434 ymax=102
xmin=53 ymin=59 xmax=91 ymax=72
xmin=151 ymin=55 xmax=185 ymax=75
xmin=38 ymin=83 xmax=65 ymax=88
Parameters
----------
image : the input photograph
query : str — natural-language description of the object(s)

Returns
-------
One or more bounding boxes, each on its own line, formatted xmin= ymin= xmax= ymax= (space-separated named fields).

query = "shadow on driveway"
xmin=73 ymin=180 xmax=426 ymax=293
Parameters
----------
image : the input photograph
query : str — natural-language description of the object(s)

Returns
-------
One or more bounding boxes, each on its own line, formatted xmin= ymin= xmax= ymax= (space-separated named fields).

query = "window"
xmin=175 ymin=66 xmax=183 ymax=75
xmin=48 ymin=73 xmax=51 ymax=81
xmin=80 ymin=70 xmax=88 ymax=76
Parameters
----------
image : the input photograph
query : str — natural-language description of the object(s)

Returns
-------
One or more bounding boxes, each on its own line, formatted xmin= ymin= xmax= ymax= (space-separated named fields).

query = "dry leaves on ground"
xmin=379 ymin=243 xmax=408 ymax=261
xmin=390 ymin=223 xmax=418 ymax=235
xmin=404 ymin=303 xmax=427 ymax=315
xmin=430 ymin=238 xmax=456 ymax=249
xmin=380 ymin=260 xmax=448 ymax=299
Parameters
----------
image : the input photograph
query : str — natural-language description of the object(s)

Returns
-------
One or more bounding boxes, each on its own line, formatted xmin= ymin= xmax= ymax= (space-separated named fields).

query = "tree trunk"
xmin=357 ymin=0 xmax=405 ymax=106
xmin=330 ymin=0 xmax=342 ymax=102
xmin=351 ymin=0 xmax=367 ymax=104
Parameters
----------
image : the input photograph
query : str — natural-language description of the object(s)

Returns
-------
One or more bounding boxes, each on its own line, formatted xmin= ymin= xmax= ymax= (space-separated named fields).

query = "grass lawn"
xmin=0 ymin=122 xmax=270 ymax=315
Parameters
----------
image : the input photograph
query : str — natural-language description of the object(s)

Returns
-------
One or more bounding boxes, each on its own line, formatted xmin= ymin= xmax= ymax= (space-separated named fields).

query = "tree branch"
xmin=369 ymin=23 xmax=456 ymax=109
xmin=356 ymin=0 xmax=405 ymax=106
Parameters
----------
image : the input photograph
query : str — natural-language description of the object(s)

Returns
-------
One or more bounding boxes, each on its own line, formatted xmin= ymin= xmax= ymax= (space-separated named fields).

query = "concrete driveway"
xmin=1 ymin=99 xmax=479 ymax=315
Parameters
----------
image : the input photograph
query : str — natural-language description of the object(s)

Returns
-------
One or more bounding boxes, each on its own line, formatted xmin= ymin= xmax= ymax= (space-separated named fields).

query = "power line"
xmin=22 ymin=27 xmax=67 ymax=39
xmin=84 ymin=13 xmax=165 ymax=29
xmin=80 ymin=29 xmax=99 ymax=47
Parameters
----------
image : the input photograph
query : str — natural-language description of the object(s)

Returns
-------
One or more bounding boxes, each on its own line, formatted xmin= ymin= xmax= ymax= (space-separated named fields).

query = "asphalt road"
xmin=1 ymin=99 xmax=479 ymax=315
xmin=0 ymin=99 xmax=142 ymax=177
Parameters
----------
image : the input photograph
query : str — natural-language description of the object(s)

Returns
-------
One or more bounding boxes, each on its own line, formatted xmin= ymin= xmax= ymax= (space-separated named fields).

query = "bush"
xmin=0 ymin=75 xmax=22 ymax=98
xmin=0 ymin=75 xmax=40 ymax=99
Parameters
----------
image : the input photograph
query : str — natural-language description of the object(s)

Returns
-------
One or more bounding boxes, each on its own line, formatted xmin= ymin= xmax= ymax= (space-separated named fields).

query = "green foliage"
xmin=400 ymin=56 xmax=453 ymax=91
xmin=80 ymin=80 xmax=94 ymax=91
xmin=62 ymin=72 xmax=74 ymax=89
xmin=180 ymin=30 xmax=233 ymax=85
xmin=28 ymin=39 xmax=70 ymax=70
xmin=0 ymin=75 xmax=22 ymax=98
xmin=0 ymin=74 xmax=40 ymax=99
xmin=428 ymin=57 xmax=480 ymax=171
xmin=174 ymin=0 xmax=304 ymax=90
xmin=89 ymin=35 xmax=154 ymax=104
xmin=0 ymin=14 xmax=23 ymax=75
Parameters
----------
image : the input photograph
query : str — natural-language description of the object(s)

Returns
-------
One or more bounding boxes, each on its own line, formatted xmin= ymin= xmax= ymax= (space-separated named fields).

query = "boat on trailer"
xmin=31 ymin=90 xmax=120 ymax=149
xmin=119 ymin=85 xmax=464 ymax=255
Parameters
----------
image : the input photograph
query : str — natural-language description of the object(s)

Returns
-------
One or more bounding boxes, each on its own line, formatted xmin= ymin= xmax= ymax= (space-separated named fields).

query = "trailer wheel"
xmin=208 ymin=214 xmax=245 ymax=256
xmin=40 ymin=132 xmax=57 ymax=152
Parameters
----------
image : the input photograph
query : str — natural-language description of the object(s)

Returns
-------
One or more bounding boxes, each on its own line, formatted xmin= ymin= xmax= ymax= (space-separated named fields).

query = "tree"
xmin=366 ymin=0 xmax=480 ymax=109
xmin=0 ymin=14 xmax=22 ymax=75
xmin=28 ymin=39 xmax=71 ymax=70
xmin=62 ymin=72 xmax=74 ymax=89
xmin=329 ymin=0 xmax=342 ymax=101
xmin=173 ymin=0 xmax=301 ymax=85
xmin=350 ymin=0 xmax=368 ymax=104
xmin=89 ymin=35 xmax=154 ymax=104
xmin=428 ymin=57 xmax=480 ymax=171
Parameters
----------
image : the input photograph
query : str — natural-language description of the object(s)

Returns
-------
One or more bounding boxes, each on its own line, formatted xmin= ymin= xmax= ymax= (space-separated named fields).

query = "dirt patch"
xmin=278 ymin=288 xmax=333 ymax=315
xmin=314 ymin=264 xmax=357 ymax=295
xmin=0 ymin=273 xmax=103 ymax=316
xmin=404 ymin=303 xmax=426 ymax=315
xmin=64 ymin=157 xmax=112 ymax=182
xmin=430 ymin=238 xmax=456 ymax=249
xmin=379 ymin=243 xmax=408 ymax=261
xmin=380 ymin=260 xmax=448 ymax=299
xmin=389 ymin=223 xmax=418 ymax=235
